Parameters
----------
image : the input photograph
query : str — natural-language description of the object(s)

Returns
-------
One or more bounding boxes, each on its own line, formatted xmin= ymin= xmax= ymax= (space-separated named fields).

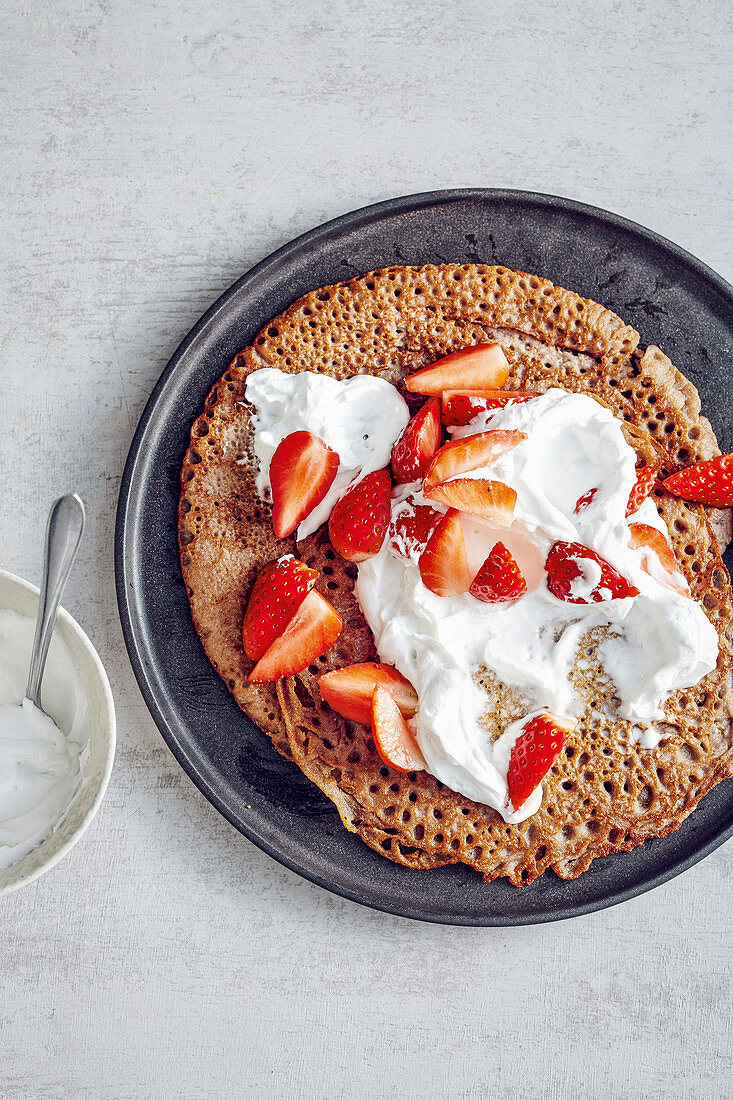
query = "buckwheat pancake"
xmin=179 ymin=265 xmax=733 ymax=885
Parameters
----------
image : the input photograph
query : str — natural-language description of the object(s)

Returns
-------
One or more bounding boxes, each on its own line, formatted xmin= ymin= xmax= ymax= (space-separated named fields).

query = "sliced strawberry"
xmin=269 ymin=431 xmax=340 ymax=539
xmin=242 ymin=555 xmax=319 ymax=660
xmin=405 ymin=343 xmax=510 ymax=396
xmin=425 ymin=478 xmax=516 ymax=526
xmin=628 ymin=523 xmax=689 ymax=597
xmin=545 ymin=541 xmax=639 ymax=604
xmin=318 ymin=663 xmax=418 ymax=726
xmin=506 ymin=712 xmax=575 ymax=812
xmin=574 ymin=487 xmax=598 ymax=514
xmin=626 ymin=465 xmax=658 ymax=517
xmin=424 ymin=430 xmax=526 ymax=491
xmin=371 ymin=686 xmax=426 ymax=772
xmin=418 ymin=508 xmax=473 ymax=597
xmin=388 ymin=497 xmax=443 ymax=560
xmin=470 ymin=541 xmax=527 ymax=603
xmin=442 ymin=390 xmax=539 ymax=426
xmin=247 ymin=591 xmax=342 ymax=683
xmin=328 ymin=469 xmax=392 ymax=562
xmin=391 ymin=397 xmax=441 ymax=483
xmin=663 ymin=454 xmax=733 ymax=507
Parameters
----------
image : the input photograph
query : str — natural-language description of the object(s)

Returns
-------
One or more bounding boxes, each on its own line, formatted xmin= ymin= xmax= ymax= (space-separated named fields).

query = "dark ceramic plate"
xmin=115 ymin=189 xmax=733 ymax=925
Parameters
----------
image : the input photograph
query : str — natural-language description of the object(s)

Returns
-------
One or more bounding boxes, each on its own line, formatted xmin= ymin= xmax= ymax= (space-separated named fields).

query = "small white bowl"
xmin=0 ymin=569 xmax=115 ymax=896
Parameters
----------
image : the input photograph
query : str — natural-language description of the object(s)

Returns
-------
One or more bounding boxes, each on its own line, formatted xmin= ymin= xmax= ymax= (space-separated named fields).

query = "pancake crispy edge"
xmin=179 ymin=264 xmax=733 ymax=886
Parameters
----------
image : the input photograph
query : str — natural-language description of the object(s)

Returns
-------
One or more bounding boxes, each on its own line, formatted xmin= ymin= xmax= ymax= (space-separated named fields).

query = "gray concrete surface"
xmin=1 ymin=1 xmax=731 ymax=1097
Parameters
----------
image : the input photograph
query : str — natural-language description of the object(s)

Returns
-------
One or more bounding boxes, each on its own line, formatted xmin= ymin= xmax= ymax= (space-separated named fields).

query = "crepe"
xmin=179 ymin=264 xmax=733 ymax=885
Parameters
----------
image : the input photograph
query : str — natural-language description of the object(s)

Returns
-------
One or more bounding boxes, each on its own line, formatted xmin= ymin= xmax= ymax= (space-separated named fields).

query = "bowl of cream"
xmin=0 ymin=568 xmax=115 ymax=895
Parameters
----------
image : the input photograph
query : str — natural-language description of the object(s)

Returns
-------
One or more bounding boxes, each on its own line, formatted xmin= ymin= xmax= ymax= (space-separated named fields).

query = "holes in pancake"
xmin=408 ymin=791 xmax=417 ymax=803
xmin=414 ymin=824 xmax=425 ymax=840
xmin=180 ymin=529 xmax=194 ymax=546
xmin=180 ymin=499 xmax=191 ymax=514
xmin=347 ymin=750 xmax=360 ymax=764
xmin=193 ymin=419 xmax=209 ymax=437
xmin=637 ymin=785 xmax=653 ymax=809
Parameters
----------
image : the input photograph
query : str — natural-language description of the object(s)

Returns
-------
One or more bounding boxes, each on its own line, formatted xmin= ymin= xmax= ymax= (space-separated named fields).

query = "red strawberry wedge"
xmin=391 ymin=398 xmax=441 ymax=483
xmin=628 ymin=523 xmax=689 ymax=597
xmin=545 ymin=541 xmax=639 ymax=604
xmin=425 ymin=478 xmax=517 ymax=526
xmin=419 ymin=508 xmax=473 ymax=597
xmin=507 ymin=713 xmax=575 ymax=812
xmin=371 ymin=686 xmax=426 ymax=772
xmin=626 ymin=465 xmax=658 ymax=517
xmin=663 ymin=453 xmax=733 ymax=507
xmin=424 ymin=430 xmax=526 ymax=491
xmin=442 ymin=390 xmax=539 ymax=426
xmin=388 ymin=497 xmax=443 ymax=560
xmin=247 ymin=591 xmax=342 ymax=683
xmin=470 ymin=542 xmax=527 ymax=603
xmin=242 ymin=555 xmax=319 ymax=660
xmin=574 ymin=487 xmax=598 ymax=514
xmin=270 ymin=431 xmax=339 ymax=539
xmin=404 ymin=343 xmax=510 ymax=396
xmin=318 ymin=663 xmax=418 ymax=727
xmin=328 ymin=469 xmax=392 ymax=562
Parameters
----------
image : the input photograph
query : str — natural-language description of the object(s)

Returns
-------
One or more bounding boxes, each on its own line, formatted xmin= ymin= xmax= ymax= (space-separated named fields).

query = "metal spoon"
xmin=25 ymin=494 xmax=85 ymax=717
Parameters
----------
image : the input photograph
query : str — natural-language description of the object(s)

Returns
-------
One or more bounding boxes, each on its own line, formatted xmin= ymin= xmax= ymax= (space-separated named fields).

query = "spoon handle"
xmin=26 ymin=494 xmax=86 ymax=708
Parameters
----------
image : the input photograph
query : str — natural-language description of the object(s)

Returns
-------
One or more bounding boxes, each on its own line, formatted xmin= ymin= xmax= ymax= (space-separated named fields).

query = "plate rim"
xmin=115 ymin=186 xmax=733 ymax=926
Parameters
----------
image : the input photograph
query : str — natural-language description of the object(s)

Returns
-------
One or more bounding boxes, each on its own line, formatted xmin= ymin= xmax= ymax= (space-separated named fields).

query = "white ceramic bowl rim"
xmin=0 ymin=568 xmax=116 ymax=897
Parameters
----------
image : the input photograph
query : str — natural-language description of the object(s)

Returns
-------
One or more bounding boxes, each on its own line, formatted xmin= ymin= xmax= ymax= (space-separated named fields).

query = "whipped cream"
xmin=358 ymin=389 xmax=718 ymax=819
xmin=244 ymin=368 xmax=409 ymax=539
xmin=0 ymin=610 xmax=89 ymax=870
xmin=246 ymin=371 xmax=719 ymax=822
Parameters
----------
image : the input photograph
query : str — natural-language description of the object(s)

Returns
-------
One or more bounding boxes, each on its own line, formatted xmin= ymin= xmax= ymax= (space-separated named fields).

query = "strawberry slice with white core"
xmin=391 ymin=397 xmax=441 ymax=483
xmin=388 ymin=497 xmax=443 ymax=560
xmin=442 ymin=390 xmax=539 ymax=426
xmin=423 ymin=429 xmax=526 ymax=491
xmin=242 ymin=555 xmax=318 ymax=660
xmin=470 ymin=541 xmax=527 ymax=603
xmin=626 ymin=465 xmax=658 ymax=517
xmin=328 ymin=468 xmax=392 ymax=562
xmin=628 ymin=523 xmax=689 ymax=597
xmin=318 ymin=663 xmax=418 ymax=727
xmin=545 ymin=541 xmax=639 ymax=604
xmin=425 ymin=478 xmax=517 ymax=526
xmin=507 ymin=712 xmax=575 ymax=812
xmin=663 ymin=453 xmax=733 ymax=507
xmin=269 ymin=430 xmax=340 ymax=539
xmin=404 ymin=343 xmax=510 ymax=396
xmin=371 ymin=685 xmax=426 ymax=772
xmin=247 ymin=590 xmax=342 ymax=683
xmin=419 ymin=508 xmax=473 ymax=597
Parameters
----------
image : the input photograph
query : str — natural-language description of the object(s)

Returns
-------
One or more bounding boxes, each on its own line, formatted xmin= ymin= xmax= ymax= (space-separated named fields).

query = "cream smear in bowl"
xmin=0 ymin=569 xmax=115 ymax=896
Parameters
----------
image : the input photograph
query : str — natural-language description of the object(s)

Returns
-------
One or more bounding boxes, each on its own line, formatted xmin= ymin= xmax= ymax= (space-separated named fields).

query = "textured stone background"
xmin=1 ymin=1 xmax=732 ymax=1097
